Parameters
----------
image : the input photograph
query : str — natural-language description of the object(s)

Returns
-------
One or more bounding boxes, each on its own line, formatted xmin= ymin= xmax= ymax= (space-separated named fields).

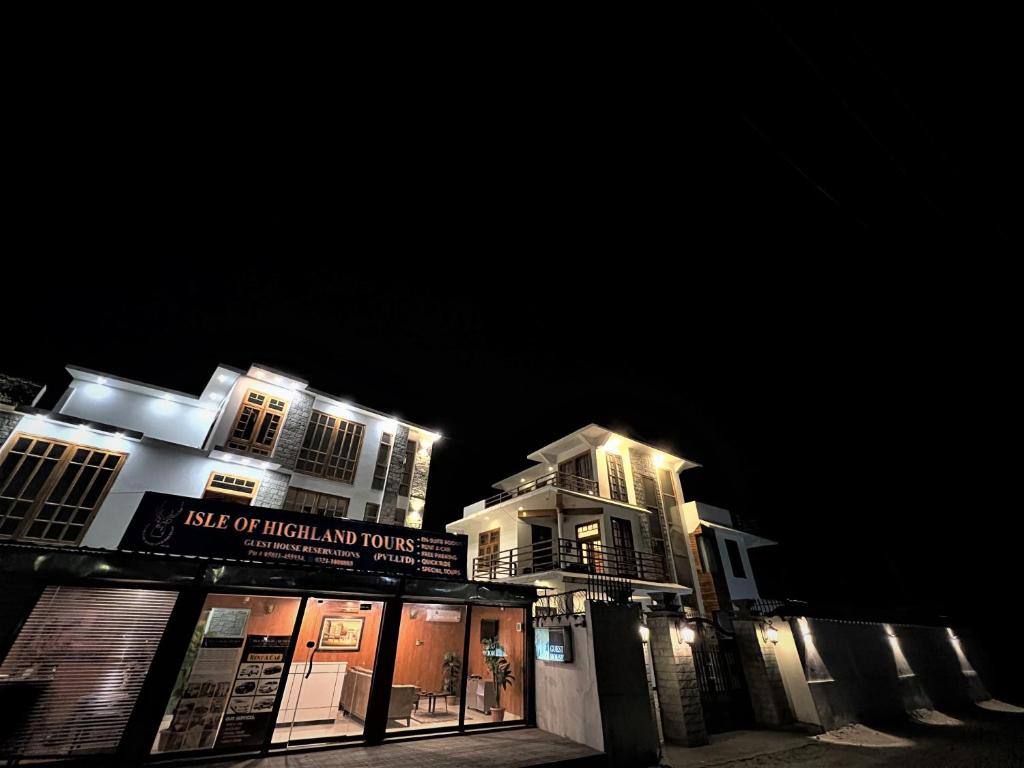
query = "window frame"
xmin=371 ymin=433 xmax=393 ymax=491
xmin=724 ymin=537 xmax=747 ymax=579
xmin=295 ymin=410 xmax=366 ymax=485
xmin=606 ymin=452 xmax=629 ymax=502
xmin=225 ymin=389 xmax=290 ymax=457
xmin=397 ymin=440 xmax=417 ymax=497
xmin=0 ymin=432 xmax=126 ymax=545
xmin=282 ymin=486 xmax=351 ymax=518
xmin=202 ymin=471 xmax=260 ymax=504
xmin=478 ymin=528 xmax=501 ymax=564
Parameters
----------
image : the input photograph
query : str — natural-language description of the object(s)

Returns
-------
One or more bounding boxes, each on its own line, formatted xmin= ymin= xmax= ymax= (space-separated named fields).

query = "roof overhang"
xmin=699 ymin=519 xmax=777 ymax=548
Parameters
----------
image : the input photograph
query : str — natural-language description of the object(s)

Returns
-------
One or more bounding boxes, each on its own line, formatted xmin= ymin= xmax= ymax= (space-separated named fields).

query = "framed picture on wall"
xmin=318 ymin=616 xmax=364 ymax=651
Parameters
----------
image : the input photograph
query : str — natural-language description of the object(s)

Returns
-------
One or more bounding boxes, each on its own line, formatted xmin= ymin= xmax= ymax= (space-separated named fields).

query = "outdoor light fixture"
xmin=760 ymin=620 xmax=779 ymax=645
xmin=675 ymin=623 xmax=696 ymax=645
xmin=639 ymin=624 xmax=650 ymax=643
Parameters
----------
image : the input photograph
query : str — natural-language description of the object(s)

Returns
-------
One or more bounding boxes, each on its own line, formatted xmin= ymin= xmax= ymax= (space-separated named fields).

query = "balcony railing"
xmin=473 ymin=537 xmax=669 ymax=583
xmin=483 ymin=472 xmax=599 ymax=508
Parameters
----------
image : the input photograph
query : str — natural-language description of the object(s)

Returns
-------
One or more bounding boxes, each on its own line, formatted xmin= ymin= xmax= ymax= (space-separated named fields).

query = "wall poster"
xmin=215 ymin=635 xmax=291 ymax=748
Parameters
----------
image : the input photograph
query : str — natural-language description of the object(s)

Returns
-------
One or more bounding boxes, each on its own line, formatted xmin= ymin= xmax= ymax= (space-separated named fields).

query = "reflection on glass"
xmin=468 ymin=606 xmax=525 ymax=724
xmin=151 ymin=594 xmax=301 ymax=754
xmin=275 ymin=599 xmax=383 ymax=745
xmin=386 ymin=604 xmax=467 ymax=732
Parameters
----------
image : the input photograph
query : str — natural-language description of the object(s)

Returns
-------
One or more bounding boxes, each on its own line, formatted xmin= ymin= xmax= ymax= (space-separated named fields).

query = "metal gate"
xmin=691 ymin=627 xmax=753 ymax=733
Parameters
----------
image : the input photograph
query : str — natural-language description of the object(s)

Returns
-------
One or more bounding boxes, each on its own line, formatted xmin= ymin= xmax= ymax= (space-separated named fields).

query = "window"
xmin=657 ymin=468 xmax=678 ymax=516
xmin=0 ymin=434 xmax=125 ymax=544
xmin=724 ymin=538 xmax=747 ymax=579
xmin=398 ymin=440 xmax=416 ymax=497
xmin=364 ymin=501 xmax=380 ymax=522
xmin=226 ymin=389 xmax=288 ymax=457
xmin=296 ymin=411 xmax=365 ymax=484
xmin=371 ymin=433 xmax=393 ymax=490
xmin=606 ymin=453 xmax=629 ymax=502
xmin=283 ymin=487 xmax=350 ymax=517
xmin=202 ymin=472 xmax=258 ymax=504
xmin=697 ymin=534 xmax=719 ymax=573
xmin=610 ymin=517 xmax=634 ymax=551
xmin=479 ymin=528 xmax=501 ymax=565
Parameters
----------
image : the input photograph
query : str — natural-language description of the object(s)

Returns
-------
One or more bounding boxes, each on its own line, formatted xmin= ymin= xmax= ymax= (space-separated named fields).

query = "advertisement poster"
xmin=161 ymin=609 xmax=249 ymax=752
xmin=121 ymin=491 xmax=467 ymax=579
xmin=215 ymin=635 xmax=291 ymax=748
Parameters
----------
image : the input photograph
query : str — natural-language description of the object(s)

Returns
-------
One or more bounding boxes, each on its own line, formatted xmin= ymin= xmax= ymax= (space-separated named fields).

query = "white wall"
xmin=9 ymin=414 xmax=269 ymax=549
xmin=535 ymin=623 xmax=604 ymax=751
xmin=59 ymin=383 xmax=217 ymax=448
xmin=717 ymin=535 xmax=760 ymax=601
xmin=773 ymin=622 xmax=821 ymax=728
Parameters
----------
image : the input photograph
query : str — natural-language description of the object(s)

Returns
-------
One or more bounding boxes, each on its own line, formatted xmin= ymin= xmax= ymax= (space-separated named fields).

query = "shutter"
xmin=0 ymin=586 xmax=178 ymax=758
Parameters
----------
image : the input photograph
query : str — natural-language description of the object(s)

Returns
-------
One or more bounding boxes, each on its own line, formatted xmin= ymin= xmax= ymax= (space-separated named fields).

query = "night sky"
xmin=5 ymin=7 xmax=1018 ymax=696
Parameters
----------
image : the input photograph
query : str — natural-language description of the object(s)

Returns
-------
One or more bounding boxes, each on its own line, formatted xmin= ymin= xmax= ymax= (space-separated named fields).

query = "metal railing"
xmin=533 ymin=589 xmax=588 ymax=619
xmin=473 ymin=537 xmax=669 ymax=583
xmin=482 ymin=472 xmax=599 ymax=508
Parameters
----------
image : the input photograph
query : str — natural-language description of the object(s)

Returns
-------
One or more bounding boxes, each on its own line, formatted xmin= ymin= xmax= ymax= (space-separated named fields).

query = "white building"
xmin=0 ymin=362 xmax=441 ymax=550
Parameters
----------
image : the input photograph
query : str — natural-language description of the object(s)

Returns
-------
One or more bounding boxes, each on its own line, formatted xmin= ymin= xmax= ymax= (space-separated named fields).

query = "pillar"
xmin=645 ymin=610 xmax=709 ymax=746
xmin=733 ymin=618 xmax=793 ymax=727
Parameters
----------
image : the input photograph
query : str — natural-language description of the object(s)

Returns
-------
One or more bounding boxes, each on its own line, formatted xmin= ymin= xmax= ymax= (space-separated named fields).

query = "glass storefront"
xmin=0 ymin=548 xmax=535 ymax=764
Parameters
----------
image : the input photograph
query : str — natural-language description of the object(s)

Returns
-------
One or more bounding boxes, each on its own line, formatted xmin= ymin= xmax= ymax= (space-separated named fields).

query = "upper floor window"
xmin=283 ymin=487 xmax=350 ymax=517
xmin=0 ymin=434 xmax=125 ymax=544
xmin=724 ymin=538 xmax=747 ymax=579
xmin=606 ymin=453 xmax=629 ymax=502
xmin=226 ymin=390 xmax=288 ymax=457
xmin=371 ymin=433 xmax=393 ymax=491
xmin=202 ymin=472 xmax=258 ymax=505
xmin=295 ymin=411 xmax=365 ymax=484
xmin=364 ymin=501 xmax=380 ymax=522
xmin=398 ymin=440 xmax=416 ymax=497
xmin=479 ymin=528 xmax=501 ymax=564
xmin=657 ymin=468 xmax=678 ymax=513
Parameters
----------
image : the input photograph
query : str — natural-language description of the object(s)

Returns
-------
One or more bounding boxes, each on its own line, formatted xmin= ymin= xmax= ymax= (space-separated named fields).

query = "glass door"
xmin=275 ymin=598 xmax=384 ymax=747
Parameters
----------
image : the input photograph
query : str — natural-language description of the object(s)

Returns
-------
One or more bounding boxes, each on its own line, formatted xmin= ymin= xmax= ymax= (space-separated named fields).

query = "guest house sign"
xmin=120 ymin=492 xmax=467 ymax=579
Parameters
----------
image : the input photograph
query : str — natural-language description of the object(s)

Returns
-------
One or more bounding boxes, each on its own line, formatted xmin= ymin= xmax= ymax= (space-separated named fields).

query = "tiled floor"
xmin=194 ymin=728 xmax=602 ymax=768
xmin=272 ymin=706 xmax=522 ymax=743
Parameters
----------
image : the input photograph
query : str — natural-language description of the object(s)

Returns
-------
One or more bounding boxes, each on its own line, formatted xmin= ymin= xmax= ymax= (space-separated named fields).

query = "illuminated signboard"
xmin=120 ymin=492 xmax=467 ymax=579
xmin=535 ymin=627 xmax=573 ymax=663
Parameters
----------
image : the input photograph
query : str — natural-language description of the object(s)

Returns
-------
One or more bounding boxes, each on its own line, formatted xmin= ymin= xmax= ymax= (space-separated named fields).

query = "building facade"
xmin=0 ymin=364 xmax=536 ymax=765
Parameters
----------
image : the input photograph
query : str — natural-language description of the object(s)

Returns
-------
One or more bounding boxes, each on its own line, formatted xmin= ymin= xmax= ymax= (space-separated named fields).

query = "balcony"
xmin=473 ymin=538 xmax=669 ymax=583
xmin=482 ymin=472 xmax=600 ymax=509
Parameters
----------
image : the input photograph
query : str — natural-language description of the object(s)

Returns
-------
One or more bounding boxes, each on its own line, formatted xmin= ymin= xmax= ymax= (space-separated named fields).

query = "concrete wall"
xmin=791 ymin=616 xmax=990 ymax=731
xmin=535 ymin=622 xmax=604 ymax=752
xmin=772 ymin=622 xmax=821 ymax=729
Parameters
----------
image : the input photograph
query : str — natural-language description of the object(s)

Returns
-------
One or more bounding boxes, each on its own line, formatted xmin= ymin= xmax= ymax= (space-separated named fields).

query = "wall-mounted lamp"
xmin=639 ymin=624 xmax=651 ymax=643
xmin=761 ymin=620 xmax=779 ymax=645
xmin=678 ymin=623 xmax=696 ymax=645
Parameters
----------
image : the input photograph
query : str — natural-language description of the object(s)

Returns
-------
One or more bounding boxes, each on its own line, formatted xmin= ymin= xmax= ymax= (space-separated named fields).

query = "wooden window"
xmin=606 ymin=453 xmax=629 ymax=502
xmin=610 ymin=517 xmax=634 ymax=551
xmin=371 ymin=433 xmax=393 ymax=491
xmin=202 ymin=472 xmax=258 ymax=504
xmin=0 ymin=434 xmax=125 ymax=544
xmin=296 ymin=411 xmax=365 ymax=484
xmin=398 ymin=440 xmax=416 ymax=497
xmin=478 ymin=528 xmax=501 ymax=564
xmin=364 ymin=501 xmax=380 ymax=522
xmin=559 ymin=452 xmax=594 ymax=481
xmin=283 ymin=487 xmax=350 ymax=518
xmin=226 ymin=389 xmax=288 ymax=457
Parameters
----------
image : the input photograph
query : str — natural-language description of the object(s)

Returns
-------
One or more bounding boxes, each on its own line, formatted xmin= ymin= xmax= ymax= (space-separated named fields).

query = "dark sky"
xmin=5 ymin=6 xmax=1017 ymax=668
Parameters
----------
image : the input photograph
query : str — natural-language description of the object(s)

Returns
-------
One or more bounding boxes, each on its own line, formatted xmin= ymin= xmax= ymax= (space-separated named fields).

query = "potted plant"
xmin=441 ymin=651 xmax=461 ymax=696
xmin=484 ymin=639 xmax=515 ymax=721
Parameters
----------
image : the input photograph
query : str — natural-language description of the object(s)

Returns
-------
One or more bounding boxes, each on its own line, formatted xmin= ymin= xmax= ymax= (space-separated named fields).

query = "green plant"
xmin=483 ymin=639 xmax=515 ymax=708
xmin=441 ymin=651 xmax=461 ymax=694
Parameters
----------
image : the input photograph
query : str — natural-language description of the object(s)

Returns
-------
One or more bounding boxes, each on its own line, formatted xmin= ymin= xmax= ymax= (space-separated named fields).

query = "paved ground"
xmin=191 ymin=728 xmax=602 ymax=768
xmin=661 ymin=705 xmax=1024 ymax=767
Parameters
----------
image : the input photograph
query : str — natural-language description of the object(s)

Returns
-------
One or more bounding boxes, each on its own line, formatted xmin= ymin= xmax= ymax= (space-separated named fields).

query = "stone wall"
xmin=733 ymin=618 xmax=793 ymax=728
xmin=646 ymin=610 xmax=709 ymax=746
xmin=254 ymin=470 xmax=289 ymax=509
xmin=378 ymin=425 xmax=409 ymax=526
xmin=0 ymin=411 xmax=22 ymax=447
xmin=271 ymin=390 xmax=314 ymax=470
